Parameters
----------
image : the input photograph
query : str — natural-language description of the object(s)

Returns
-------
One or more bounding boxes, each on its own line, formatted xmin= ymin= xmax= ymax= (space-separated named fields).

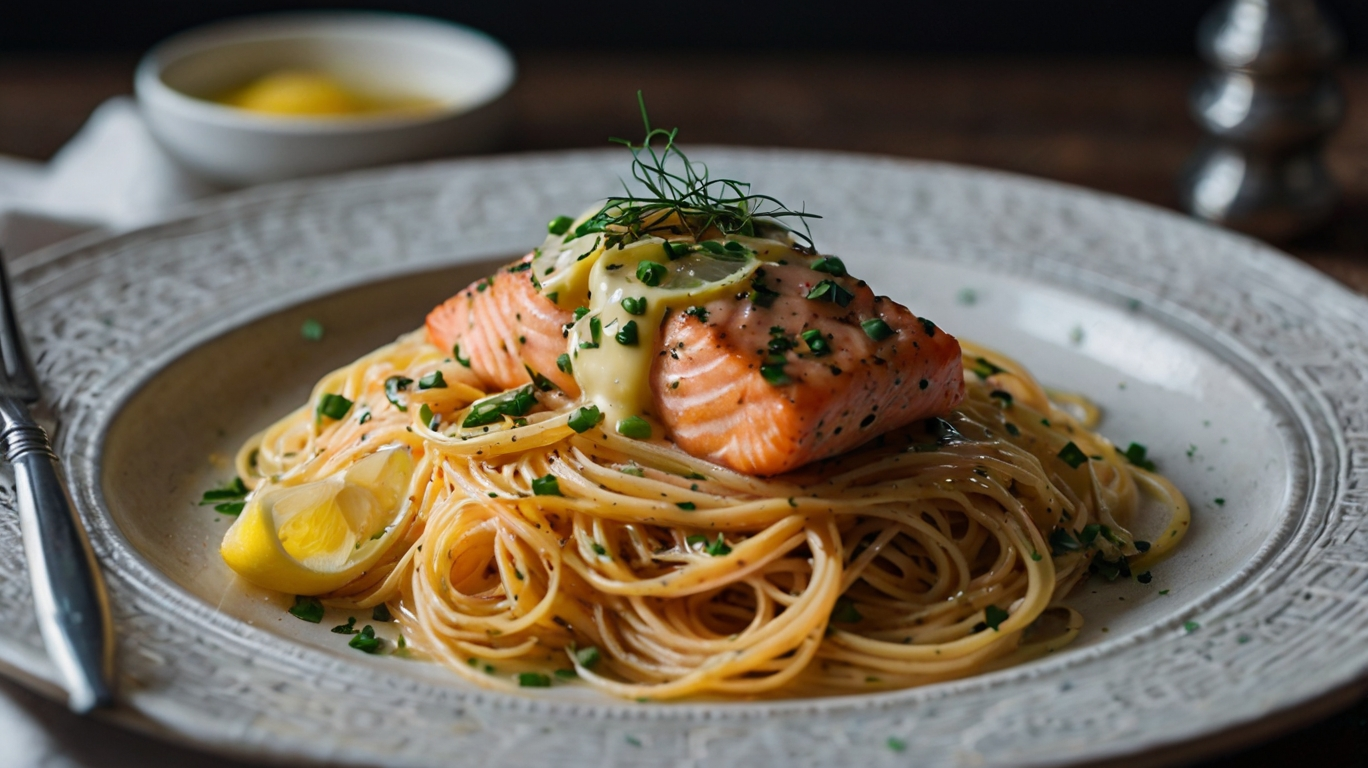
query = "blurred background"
xmin=1 ymin=1 xmax=1365 ymax=273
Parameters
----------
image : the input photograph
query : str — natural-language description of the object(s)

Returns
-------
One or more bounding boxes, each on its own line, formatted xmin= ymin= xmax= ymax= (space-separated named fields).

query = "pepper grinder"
xmin=1179 ymin=0 xmax=1344 ymax=242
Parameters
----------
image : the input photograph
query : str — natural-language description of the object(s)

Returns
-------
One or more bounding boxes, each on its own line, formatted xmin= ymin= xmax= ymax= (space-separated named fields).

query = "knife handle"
xmin=2 ymin=405 xmax=113 ymax=712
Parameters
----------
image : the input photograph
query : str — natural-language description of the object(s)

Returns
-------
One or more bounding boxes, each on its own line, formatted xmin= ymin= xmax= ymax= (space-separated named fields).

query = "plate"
xmin=1 ymin=149 xmax=1364 ymax=766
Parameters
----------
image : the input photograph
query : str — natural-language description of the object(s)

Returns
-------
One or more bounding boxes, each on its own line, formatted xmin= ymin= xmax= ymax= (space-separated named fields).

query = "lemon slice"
xmin=220 ymin=447 xmax=415 ymax=595
xmin=567 ymin=239 xmax=762 ymax=425
xmin=652 ymin=247 xmax=756 ymax=297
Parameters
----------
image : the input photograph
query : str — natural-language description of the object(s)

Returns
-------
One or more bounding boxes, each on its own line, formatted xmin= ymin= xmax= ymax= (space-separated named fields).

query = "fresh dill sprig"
xmin=571 ymin=92 xmax=820 ymax=250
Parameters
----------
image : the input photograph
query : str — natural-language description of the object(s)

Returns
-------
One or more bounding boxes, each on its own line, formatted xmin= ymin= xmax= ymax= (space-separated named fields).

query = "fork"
xmin=0 ymin=251 xmax=113 ymax=712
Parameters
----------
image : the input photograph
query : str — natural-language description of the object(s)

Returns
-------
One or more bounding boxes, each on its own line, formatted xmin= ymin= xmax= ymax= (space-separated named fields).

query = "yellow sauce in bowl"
xmin=215 ymin=70 xmax=442 ymax=118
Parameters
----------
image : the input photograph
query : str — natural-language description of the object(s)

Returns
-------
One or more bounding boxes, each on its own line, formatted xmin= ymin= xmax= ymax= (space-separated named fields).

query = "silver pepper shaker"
xmin=1179 ymin=0 xmax=1344 ymax=242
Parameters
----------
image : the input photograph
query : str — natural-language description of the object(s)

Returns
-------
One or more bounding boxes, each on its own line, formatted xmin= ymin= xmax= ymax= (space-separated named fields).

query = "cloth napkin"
xmin=0 ymin=97 xmax=219 ymax=257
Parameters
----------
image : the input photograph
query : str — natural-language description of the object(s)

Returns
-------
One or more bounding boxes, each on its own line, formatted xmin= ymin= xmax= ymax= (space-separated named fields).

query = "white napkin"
xmin=0 ymin=97 xmax=219 ymax=257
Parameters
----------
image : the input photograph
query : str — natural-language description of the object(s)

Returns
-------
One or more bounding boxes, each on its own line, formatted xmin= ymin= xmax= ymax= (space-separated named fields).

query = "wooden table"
xmin=1 ymin=51 xmax=1365 ymax=767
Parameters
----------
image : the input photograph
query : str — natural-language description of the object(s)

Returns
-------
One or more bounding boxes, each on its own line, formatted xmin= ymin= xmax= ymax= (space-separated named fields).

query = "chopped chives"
xmin=531 ymin=474 xmax=562 ymax=497
xmin=518 ymin=672 xmax=552 ymax=687
xmin=616 ymin=415 xmax=652 ymax=439
xmin=636 ymin=260 xmax=667 ymax=286
xmin=860 ymin=318 xmax=894 ymax=341
xmin=384 ymin=376 xmax=413 ymax=412
xmin=289 ymin=596 xmax=324 ymax=623
xmin=761 ymin=363 xmax=792 ymax=385
xmin=1057 ymin=441 xmax=1088 ymax=469
xmin=452 ymin=344 xmax=471 ymax=368
xmin=811 ymin=256 xmax=848 ymax=277
xmin=806 ymin=279 xmax=853 ymax=307
xmin=418 ymin=370 xmax=447 ymax=390
xmin=317 ymin=393 xmax=353 ymax=420
xmin=801 ymin=328 xmax=831 ymax=356
xmin=462 ymin=385 xmax=536 ymax=428
xmin=548 ymin=215 xmax=574 ymax=235
xmin=348 ymin=625 xmax=382 ymax=653
xmin=567 ymin=405 xmax=603 ymax=433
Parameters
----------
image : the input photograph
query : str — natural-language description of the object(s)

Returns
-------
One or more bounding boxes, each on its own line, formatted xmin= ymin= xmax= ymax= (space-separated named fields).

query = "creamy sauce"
xmin=533 ymin=210 xmax=809 ymax=432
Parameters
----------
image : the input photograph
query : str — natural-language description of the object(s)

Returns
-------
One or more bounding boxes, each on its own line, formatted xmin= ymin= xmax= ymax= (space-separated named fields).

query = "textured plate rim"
xmin=0 ymin=148 xmax=1361 ymax=766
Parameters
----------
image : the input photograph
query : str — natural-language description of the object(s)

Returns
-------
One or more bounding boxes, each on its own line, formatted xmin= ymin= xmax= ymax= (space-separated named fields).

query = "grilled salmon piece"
xmin=425 ymin=256 xmax=580 ymax=395
xmin=648 ymin=263 xmax=964 ymax=475
xmin=426 ymin=256 xmax=965 ymax=476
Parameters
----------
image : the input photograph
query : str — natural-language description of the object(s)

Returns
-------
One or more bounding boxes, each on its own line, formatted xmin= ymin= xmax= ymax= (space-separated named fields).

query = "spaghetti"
xmin=230 ymin=330 xmax=1188 ymax=698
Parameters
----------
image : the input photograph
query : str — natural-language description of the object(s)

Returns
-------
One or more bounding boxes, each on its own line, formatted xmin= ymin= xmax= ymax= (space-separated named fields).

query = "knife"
xmin=0 ymin=251 xmax=113 ymax=713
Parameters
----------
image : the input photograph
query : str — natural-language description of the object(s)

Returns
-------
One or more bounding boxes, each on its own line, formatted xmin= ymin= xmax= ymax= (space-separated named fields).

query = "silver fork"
xmin=0 ymin=251 xmax=113 ymax=712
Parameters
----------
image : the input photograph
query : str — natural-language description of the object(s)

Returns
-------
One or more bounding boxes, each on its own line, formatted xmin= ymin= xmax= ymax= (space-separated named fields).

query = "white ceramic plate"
xmin=1 ymin=149 xmax=1363 ymax=766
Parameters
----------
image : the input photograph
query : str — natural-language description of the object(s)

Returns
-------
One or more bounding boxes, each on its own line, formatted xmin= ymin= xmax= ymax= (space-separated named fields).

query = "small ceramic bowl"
xmin=135 ymin=12 xmax=515 ymax=187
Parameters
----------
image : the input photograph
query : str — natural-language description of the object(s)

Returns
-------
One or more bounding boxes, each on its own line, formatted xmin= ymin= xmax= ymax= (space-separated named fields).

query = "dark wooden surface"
xmin=0 ymin=51 xmax=1366 ymax=766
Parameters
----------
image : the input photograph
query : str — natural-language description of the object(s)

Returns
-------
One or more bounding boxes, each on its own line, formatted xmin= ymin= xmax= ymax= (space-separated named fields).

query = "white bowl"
xmin=135 ymin=12 xmax=515 ymax=186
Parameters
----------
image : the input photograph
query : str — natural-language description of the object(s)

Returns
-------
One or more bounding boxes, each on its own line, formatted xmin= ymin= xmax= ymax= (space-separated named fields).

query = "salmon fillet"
xmin=425 ymin=256 xmax=580 ymax=395
xmin=426 ymin=255 xmax=965 ymax=476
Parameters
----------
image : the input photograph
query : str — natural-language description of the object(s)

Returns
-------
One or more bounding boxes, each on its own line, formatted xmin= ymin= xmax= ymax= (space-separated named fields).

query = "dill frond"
xmin=570 ymin=92 xmax=820 ymax=250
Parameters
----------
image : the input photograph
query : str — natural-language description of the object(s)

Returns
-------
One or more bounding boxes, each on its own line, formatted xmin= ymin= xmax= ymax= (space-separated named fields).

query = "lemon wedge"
xmin=220 ymin=447 xmax=415 ymax=595
xmin=567 ymin=238 xmax=762 ymax=425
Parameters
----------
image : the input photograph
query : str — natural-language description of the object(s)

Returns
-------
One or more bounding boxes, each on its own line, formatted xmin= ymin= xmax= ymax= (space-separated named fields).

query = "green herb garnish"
xmin=983 ymin=605 xmax=1009 ymax=631
xmin=568 ymin=405 xmax=603 ymax=433
xmin=575 ymin=646 xmax=602 ymax=668
xmin=289 ymin=596 xmax=324 ymax=623
xmin=418 ymin=370 xmax=447 ymax=390
xmin=615 ymin=320 xmax=639 ymax=346
xmin=532 ymin=474 xmax=562 ymax=497
xmin=419 ymin=404 xmax=439 ymax=430
xmin=384 ymin=376 xmax=413 ymax=412
xmin=760 ymin=362 xmax=792 ymax=386
xmin=548 ymin=215 xmax=574 ymax=235
xmin=462 ymin=385 xmax=537 ymax=428
xmin=331 ymin=617 xmax=359 ymax=634
xmin=1049 ymin=528 xmax=1082 ymax=555
xmin=349 ymin=625 xmax=382 ymax=653
xmin=621 ymin=296 xmax=647 ymax=315
xmin=970 ymin=357 xmax=1004 ymax=379
xmin=556 ymin=353 xmax=573 ymax=375
xmin=861 ymin=318 xmax=894 ymax=341
xmin=800 ymin=328 xmax=831 ymax=356
xmin=372 ymin=604 xmax=393 ymax=622
xmin=1123 ymin=442 xmax=1156 ymax=471
xmin=518 ymin=672 xmax=552 ymax=688
xmin=811 ymin=256 xmax=847 ymax=277
xmin=579 ymin=317 xmax=602 ymax=349
xmin=636 ymin=260 xmax=666 ymax=286
xmin=616 ymin=415 xmax=652 ymax=439
xmin=806 ymin=279 xmax=853 ymax=307
xmin=567 ymin=92 xmax=817 ymax=252
xmin=684 ymin=305 xmax=709 ymax=323
xmin=452 ymin=343 xmax=471 ymax=368
xmin=199 ymin=477 xmax=248 ymax=515
xmin=1057 ymin=441 xmax=1088 ymax=469
xmin=316 ymin=393 xmax=352 ymax=421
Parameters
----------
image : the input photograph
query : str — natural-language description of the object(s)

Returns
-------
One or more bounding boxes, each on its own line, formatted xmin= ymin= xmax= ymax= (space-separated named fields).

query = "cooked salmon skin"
xmin=426 ymin=254 xmax=965 ymax=476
